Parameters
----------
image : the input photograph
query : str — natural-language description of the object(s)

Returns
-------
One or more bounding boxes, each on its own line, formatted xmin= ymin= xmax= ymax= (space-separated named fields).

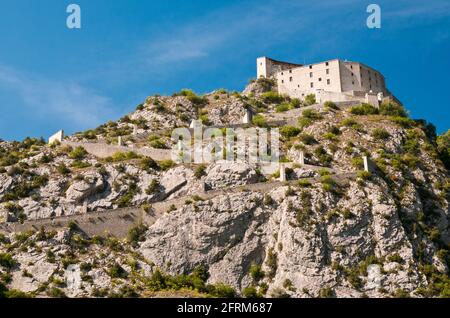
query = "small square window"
xmin=326 ymin=62 xmax=329 ymax=66
xmin=289 ymin=70 xmax=292 ymax=73
xmin=310 ymin=82 xmax=314 ymax=88
xmin=281 ymin=72 xmax=284 ymax=75
xmin=289 ymin=77 xmax=293 ymax=82
xmin=351 ymin=73 xmax=354 ymax=77
xmin=309 ymin=72 xmax=313 ymax=78
xmin=309 ymin=65 xmax=312 ymax=69
xmin=327 ymin=79 xmax=330 ymax=85
xmin=298 ymin=85 xmax=300 ymax=88
xmin=281 ymin=80 xmax=284 ymax=84
xmin=352 ymin=81 xmax=355 ymax=85
xmin=350 ymin=65 xmax=353 ymax=69
xmin=318 ymin=78 xmax=322 ymax=82
xmin=326 ymin=69 xmax=329 ymax=75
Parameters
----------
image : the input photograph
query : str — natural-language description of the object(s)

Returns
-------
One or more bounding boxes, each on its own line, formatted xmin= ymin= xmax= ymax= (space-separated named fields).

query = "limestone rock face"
xmin=204 ymin=163 xmax=261 ymax=190
xmin=66 ymin=171 xmax=105 ymax=204
xmin=206 ymin=97 xmax=247 ymax=126
xmin=140 ymin=192 xmax=268 ymax=290
xmin=242 ymin=79 xmax=275 ymax=96
xmin=137 ymin=173 xmax=444 ymax=297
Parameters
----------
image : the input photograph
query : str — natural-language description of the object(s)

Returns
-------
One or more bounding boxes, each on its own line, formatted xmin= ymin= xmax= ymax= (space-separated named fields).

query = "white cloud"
xmin=0 ymin=65 xmax=119 ymax=129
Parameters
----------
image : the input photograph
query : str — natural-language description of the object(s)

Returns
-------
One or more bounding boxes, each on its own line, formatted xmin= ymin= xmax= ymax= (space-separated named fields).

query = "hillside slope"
xmin=0 ymin=79 xmax=449 ymax=298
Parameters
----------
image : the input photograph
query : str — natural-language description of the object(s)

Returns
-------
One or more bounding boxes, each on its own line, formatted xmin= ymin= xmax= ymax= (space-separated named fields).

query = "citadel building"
xmin=256 ymin=57 xmax=399 ymax=106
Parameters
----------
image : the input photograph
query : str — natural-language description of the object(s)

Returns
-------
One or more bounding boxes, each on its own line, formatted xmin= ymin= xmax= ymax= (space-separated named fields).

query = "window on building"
xmin=352 ymin=81 xmax=355 ymax=85
xmin=289 ymin=70 xmax=292 ymax=73
xmin=281 ymin=72 xmax=284 ymax=75
xmin=350 ymin=65 xmax=353 ymax=69
xmin=289 ymin=77 xmax=293 ymax=82
xmin=318 ymin=78 xmax=322 ymax=82
xmin=326 ymin=62 xmax=329 ymax=66
xmin=351 ymin=72 xmax=354 ymax=77
xmin=326 ymin=69 xmax=330 ymax=75
xmin=309 ymin=72 xmax=313 ymax=78
xmin=309 ymin=65 xmax=312 ymax=69
xmin=298 ymin=85 xmax=300 ymax=88
xmin=281 ymin=80 xmax=284 ymax=84
xmin=327 ymin=79 xmax=331 ymax=85
xmin=310 ymin=82 xmax=314 ymax=88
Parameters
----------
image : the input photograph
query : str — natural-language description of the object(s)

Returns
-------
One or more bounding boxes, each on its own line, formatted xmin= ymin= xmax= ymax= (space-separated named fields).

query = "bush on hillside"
xmin=349 ymin=103 xmax=379 ymax=115
xmin=379 ymin=101 xmax=408 ymax=118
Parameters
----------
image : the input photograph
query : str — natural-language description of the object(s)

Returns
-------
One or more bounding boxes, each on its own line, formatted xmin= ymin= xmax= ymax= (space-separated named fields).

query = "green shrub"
xmin=71 ymin=160 xmax=91 ymax=169
xmin=291 ymin=98 xmax=301 ymax=108
xmin=302 ymin=109 xmax=322 ymax=120
xmin=242 ymin=286 xmax=261 ymax=298
xmin=299 ymin=133 xmax=316 ymax=145
xmin=177 ymin=89 xmax=207 ymax=106
xmin=47 ymin=287 xmax=67 ymax=298
xmin=266 ymin=248 xmax=278 ymax=279
xmin=280 ymin=126 xmax=301 ymax=138
xmin=349 ymin=103 xmax=379 ymax=115
xmin=210 ymin=283 xmax=237 ymax=298
xmin=318 ymin=168 xmax=330 ymax=176
xmin=387 ymin=253 xmax=404 ymax=264
xmin=297 ymin=180 xmax=311 ymax=188
xmin=108 ymin=262 xmax=128 ymax=279
xmin=255 ymin=77 xmax=275 ymax=91
xmin=323 ymin=101 xmax=338 ymax=110
xmin=262 ymin=91 xmax=285 ymax=104
xmin=106 ymin=151 xmax=139 ymax=163
xmin=314 ymin=146 xmax=332 ymax=165
xmin=149 ymin=139 xmax=167 ymax=149
xmin=437 ymin=129 xmax=450 ymax=170
xmin=318 ymin=287 xmax=335 ymax=298
xmin=127 ymin=224 xmax=148 ymax=246
xmin=275 ymin=102 xmax=292 ymax=113
xmin=357 ymin=171 xmax=372 ymax=180
xmin=379 ymin=101 xmax=408 ymax=118
xmin=0 ymin=253 xmax=16 ymax=270
xmin=341 ymin=118 xmax=359 ymax=128
xmin=56 ymin=163 xmax=71 ymax=175
xmin=69 ymin=146 xmax=88 ymax=160
xmin=139 ymin=157 xmax=159 ymax=171
xmin=252 ymin=114 xmax=267 ymax=127
xmin=351 ymin=157 xmax=364 ymax=169
xmin=371 ymin=128 xmax=390 ymax=140
xmin=391 ymin=116 xmax=414 ymax=128
xmin=194 ymin=165 xmax=207 ymax=179
xmin=249 ymin=263 xmax=265 ymax=282
xmin=159 ymin=160 xmax=175 ymax=171
xmin=145 ymin=179 xmax=161 ymax=195
xmin=3 ymin=289 xmax=32 ymax=298
xmin=304 ymin=94 xmax=316 ymax=105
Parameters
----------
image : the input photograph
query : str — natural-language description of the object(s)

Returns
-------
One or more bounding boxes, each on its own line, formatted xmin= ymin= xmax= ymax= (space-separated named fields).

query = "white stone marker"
xmin=242 ymin=108 xmax=254 ymax=124
xmin=48 ymin=130 xmax=64 ymax=144
xmin=299 ymin=151 xmax=305 ymax=165
xmin=279 ymin=164 xmax=287 ymax=182
xmin=363 ymin=156 xmax=375 ymax=173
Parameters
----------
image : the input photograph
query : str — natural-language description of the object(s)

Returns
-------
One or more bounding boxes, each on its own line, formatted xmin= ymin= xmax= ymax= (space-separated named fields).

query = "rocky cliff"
xmin=0 ymin=79 xmax=449 ymax=298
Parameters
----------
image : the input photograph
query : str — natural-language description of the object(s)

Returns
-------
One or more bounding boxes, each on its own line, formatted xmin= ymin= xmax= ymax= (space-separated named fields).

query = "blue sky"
xmin=0 ymin=0 xmax=449 ymax=141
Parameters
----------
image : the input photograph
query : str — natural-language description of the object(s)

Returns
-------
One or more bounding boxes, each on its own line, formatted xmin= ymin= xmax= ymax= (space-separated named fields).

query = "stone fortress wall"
xmin=257 ymin=56 xmax=398 ymax=106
